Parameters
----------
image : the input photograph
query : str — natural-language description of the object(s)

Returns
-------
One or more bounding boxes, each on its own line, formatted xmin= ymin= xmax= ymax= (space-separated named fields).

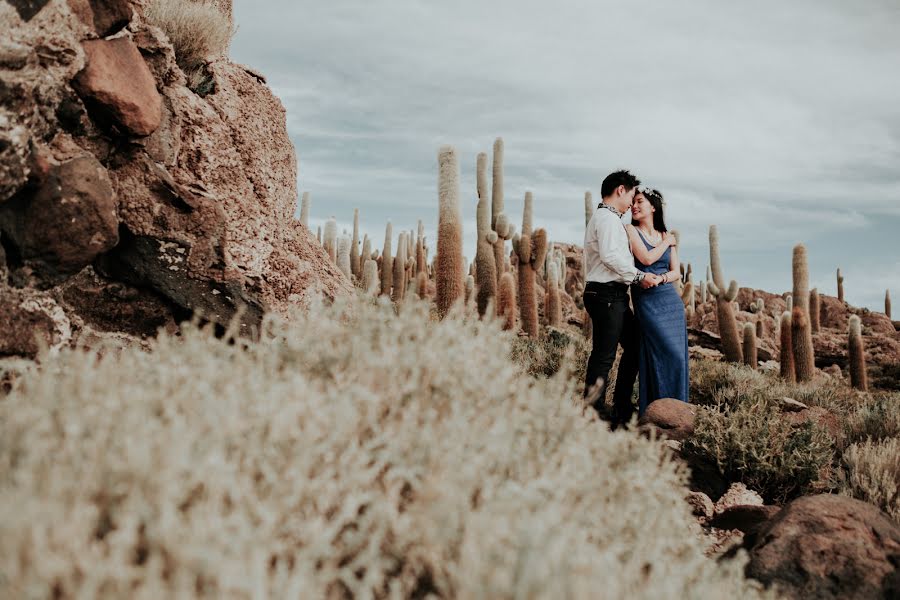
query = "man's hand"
xmin=639 ymin=273 xmax=661 ymax=289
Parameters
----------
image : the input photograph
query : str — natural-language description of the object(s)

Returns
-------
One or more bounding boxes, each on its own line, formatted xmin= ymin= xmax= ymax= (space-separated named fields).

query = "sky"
xmin=230 ymin=0 xmax=900 ymax=311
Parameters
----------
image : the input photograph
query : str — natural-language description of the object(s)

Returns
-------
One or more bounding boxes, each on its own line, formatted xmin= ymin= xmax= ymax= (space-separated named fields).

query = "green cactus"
xmin=300 ymin=191 xmax=310 ymax=228
xmin=380 ymin=222 xmax=393 ymax=298
xmin=837 ymin=268 xmax=844 ymax=302
xmin=436 ymin=146 xmax=464 ymax=317
xmin=779 ymin=311 xmax=795 ymax=382
xmin=791 ymin=244 xmax=815 ymax=382
xmin=708 ymin=225 xmax=743 ymax=362
xmin=350 ymin=208 xmax=360 ymax=279
xmin=848 ymin=315 xmax=867 ymax=391
xmin=743 ymin=322 xmax=758 ymax=370
xmin=475 ymin=152 xmax=498 ymax=317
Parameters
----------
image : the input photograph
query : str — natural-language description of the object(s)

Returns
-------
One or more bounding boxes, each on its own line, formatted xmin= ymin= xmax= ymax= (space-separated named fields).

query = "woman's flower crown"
xmin=638 ymin=186 xmax=665 ymax=206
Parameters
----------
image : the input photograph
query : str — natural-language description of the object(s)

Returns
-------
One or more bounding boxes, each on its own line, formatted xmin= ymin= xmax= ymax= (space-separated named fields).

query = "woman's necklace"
xmin=639 ymin=225 xmax=661 ymax=244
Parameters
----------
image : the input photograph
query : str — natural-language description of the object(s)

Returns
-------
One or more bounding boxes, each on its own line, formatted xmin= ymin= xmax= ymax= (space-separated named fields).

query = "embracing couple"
xmin=582 ymin=169 xmax=689 ymax=429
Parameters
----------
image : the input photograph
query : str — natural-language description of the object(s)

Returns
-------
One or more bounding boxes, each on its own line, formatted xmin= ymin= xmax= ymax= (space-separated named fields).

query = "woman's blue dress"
xmin=631 ymin=229 xmax=690 ymax=415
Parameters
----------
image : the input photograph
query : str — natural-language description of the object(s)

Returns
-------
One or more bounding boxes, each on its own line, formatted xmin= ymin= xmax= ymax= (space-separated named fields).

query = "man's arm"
xmin=594 ymin=215 xmax=643 ymax=285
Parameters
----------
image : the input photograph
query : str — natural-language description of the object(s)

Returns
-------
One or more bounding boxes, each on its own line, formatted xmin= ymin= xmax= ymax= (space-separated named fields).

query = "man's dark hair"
xmin=600 ymin=170 xmax=641 ymax=199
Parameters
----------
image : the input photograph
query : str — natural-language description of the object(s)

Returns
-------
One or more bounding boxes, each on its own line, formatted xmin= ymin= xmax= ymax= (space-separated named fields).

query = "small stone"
xmin=686 ymin=491 xmax=714 ymax=519
xmin=776 ymin=397 xmax=808 ymax=412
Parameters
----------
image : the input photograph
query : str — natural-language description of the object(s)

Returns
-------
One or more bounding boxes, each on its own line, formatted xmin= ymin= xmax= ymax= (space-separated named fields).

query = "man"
xmin=583 ymin=170 xmax=661 ymax=428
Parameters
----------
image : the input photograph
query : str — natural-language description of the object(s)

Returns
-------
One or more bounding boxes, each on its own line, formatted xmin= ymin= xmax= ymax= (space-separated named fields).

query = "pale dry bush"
xmin=144 ymin=0 xmax=234 ymax=90
xmin=0 ymin=297 xmax=770 ymax=599
xmin=840 ymin=437 xmax=900 ymax=522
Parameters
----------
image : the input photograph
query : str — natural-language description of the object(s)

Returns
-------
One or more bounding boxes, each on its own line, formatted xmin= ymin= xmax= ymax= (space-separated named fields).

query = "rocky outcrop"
xmin=1 ymin=0 xmax=350 ymax=355
xmin=745 ymin=494 xmax=900 ymax=600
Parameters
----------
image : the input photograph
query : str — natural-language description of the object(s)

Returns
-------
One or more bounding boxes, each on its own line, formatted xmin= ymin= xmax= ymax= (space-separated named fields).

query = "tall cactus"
xmin=350 ymin=208 xmax=360 ymax=278
xmin=743 ymin=322 xmax=758 ymax=370
xmin=491 ymin=138 xmax=510 ymax=285
xmin=546 ymin=261 xmax=562 ymax=327
xmin=584 ymin=191 xmax=593 ymax=227
xmin=848 ymin=315 xmax=867 ymax=391
xmin=416 ymin=220 xmax=426 ymax=276
xmin=316 ymin=225 xmax=321 ymax=245
xmin=707 ymin=225 xmax=743 ymax=362
xmin=792 ymin=244 xmax=815 ymax=382
xmin=779 ymin=311 xmax=795 ymax=382
xmin=392 ymin=232 xmax=408 ymax=303
xmin=380 ymin=222 xmax=393 ymax=297
xmin=474 ymin=152 xmax=498 ymax=316
xmin=809 ymin=288 xmax=820 ymax=333
xmin=337 ymin=234 xmax=351 ymax=279
xmin=837 ymin=267 xmax=844 ymax=302
xmin=416 ymin=271 xmax=428 ymax=300
xmin=300 ymin=191 xmax=310 ymax=228
xmin=362 ymin=259 xmax=379 ymax=295
xmin=436 ymin=146 xmax=464 ymax=317
xmin=323 ymin=217 xmax=338 ymax=264
xmin=498 ymin=271 xmax=517 ymax=331
xmin=886 ymin=289 xmax=892 ymax=319
xmin=515 ymin=226 xmax=548 ymax=338
xmin=700 ymin=280 xmax=708 ymax=304
xmin=360 ymin=234 xmax=371 ymax=283
xmin=785 ymin=293 xmax=793 ymax=313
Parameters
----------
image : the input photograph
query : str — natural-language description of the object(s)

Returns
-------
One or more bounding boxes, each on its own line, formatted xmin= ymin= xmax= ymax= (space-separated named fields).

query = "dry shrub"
xmin=689 ymin=359 xmax=857 ymax=415
xmin=509 ymin=327 xmax=589 ymax=380
xmin=839 ymin=437 xmax=900 ymax=521
xmin=842 ymin=392 xmax=900 ymax=450
xmin=0 ymin=297 xmax=769 ymax=598
xmin=144 ymin=0 xmax=234 ymax=92
xmin=683 ymin=397 xmax=834 ymax=504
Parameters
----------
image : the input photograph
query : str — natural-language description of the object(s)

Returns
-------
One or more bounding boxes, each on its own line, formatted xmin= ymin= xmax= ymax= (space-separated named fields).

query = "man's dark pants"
xmin=582 ymin=280 xmax=639 ymax=424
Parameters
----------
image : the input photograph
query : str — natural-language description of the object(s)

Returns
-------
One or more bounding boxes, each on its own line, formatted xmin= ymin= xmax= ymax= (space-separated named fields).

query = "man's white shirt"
xmin=584 ymin=204 xmax=641 ymax=285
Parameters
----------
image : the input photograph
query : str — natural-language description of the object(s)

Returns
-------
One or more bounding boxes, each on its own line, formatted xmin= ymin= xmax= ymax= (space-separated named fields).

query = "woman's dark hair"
xmin=639 ymin=188 xmax=667 ymax=233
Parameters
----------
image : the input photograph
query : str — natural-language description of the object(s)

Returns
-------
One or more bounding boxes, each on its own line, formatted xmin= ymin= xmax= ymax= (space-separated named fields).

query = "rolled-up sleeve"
xmin=595 ymin=216 xmax=640 ymax=284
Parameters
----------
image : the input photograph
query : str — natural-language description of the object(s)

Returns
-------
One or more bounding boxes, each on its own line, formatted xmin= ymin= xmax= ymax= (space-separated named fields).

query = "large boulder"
xmin=638 ymin=398 xmax=697 ymax=441
xmin=746 ymin=494 xmax=900 ymax=600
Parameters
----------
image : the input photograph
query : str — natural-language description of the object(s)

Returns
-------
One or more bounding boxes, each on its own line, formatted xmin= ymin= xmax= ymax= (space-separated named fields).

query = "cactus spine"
xmin=779 ymin=311 xmax=795 ymax=382
xmin=707 ymin=225 xmax=743 ymax=362
xmin=474 ymin=152 xmax=498 ymax=317
xmin=300 ymin=191 xmax=310 ymax=228
xmin=791 ymin=244 xmax=815 ymax=382
xmin=436 ymin=146 xmax=464 ymax=317
xmin=886 ymin=289 xmax=891 ymax=319
xmin=546 ymin=261 xmax=562 ymax=327
xmin=837 ymin=268 xmax=844 ymax=302
xmin=350 ymin=208 xmax=360 ymax=279
xmin=848 ymin=315 xmax=867 ymax=391
xmin=337 ymin=234 xmax=351 ymax=279
xmin=743 ymin=322 xmax=758 ymax=370
xmin=362 ymin=259 xmax=379 ymax=295
xmin=380 ymin=222 xmax=393 ymax=297
xmin=498 ymin=272 xmax=517 ymax=331
xmin=809 ymin=288 xmax=820 ymax=333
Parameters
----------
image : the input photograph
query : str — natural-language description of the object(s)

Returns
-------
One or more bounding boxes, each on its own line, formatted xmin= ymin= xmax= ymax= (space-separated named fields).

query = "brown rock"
xmin=0 ymin=112 xmax=31 ymax=202
xmin=679 ymin=446 xmax=730 ymax=501
xmin=0 ymin=286 xmax=71 ymax=357
xmin=0 ymin=153 xmax=118 ymax=280
xmin=710 ymin=504 xmax=780 ymax=536
xmin=639 ymin=398 xmax=697 ymax=441
xmin=686 ymin=491 xmax=714 ymax=519
xmin=73 ymin=37 xmax=162 ymax=136
xmin=746 ymin=494 xmax=900 ymax=600
xmin=7 ymin=0 xmax=52 ymax=22
xmin=786 ymin=406 xmax=842 ymax=441
xmin=715 ymin=482 xmax=764 ymax=512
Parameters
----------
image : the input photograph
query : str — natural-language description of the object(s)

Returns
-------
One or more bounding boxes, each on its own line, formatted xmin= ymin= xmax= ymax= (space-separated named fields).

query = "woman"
xmin=625 ymin=187 xmax=689 ymax=415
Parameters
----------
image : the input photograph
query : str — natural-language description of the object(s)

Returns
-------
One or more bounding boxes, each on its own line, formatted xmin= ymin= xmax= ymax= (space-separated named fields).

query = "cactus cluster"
xmin=512 ymin=193 xmax=548 ymax=338
xmin=707 ymin=225 xmax=743 ymax=363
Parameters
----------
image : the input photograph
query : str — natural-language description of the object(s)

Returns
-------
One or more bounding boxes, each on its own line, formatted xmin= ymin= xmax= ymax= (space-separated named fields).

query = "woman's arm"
xmin=661 ymin=244 xmax=681 ymax=284
xmin=625 ymin=225 xmax=671 ymax=266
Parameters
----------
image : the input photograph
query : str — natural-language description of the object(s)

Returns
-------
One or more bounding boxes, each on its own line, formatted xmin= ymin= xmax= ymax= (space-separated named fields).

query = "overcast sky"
xmin=231 ymin=0 xmax=899 ymax=312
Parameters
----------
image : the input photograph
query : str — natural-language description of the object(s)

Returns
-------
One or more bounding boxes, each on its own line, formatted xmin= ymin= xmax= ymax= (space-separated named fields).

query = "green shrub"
xmin=144 ymin=0 xmax=235 ymax=93
xmin=839 ymin=437 xmax=900 ymax=521
xmin=0 ymin=297 xmax=769 ymax=598
xmin=683 ymin=397 xmax=834 ymax=503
